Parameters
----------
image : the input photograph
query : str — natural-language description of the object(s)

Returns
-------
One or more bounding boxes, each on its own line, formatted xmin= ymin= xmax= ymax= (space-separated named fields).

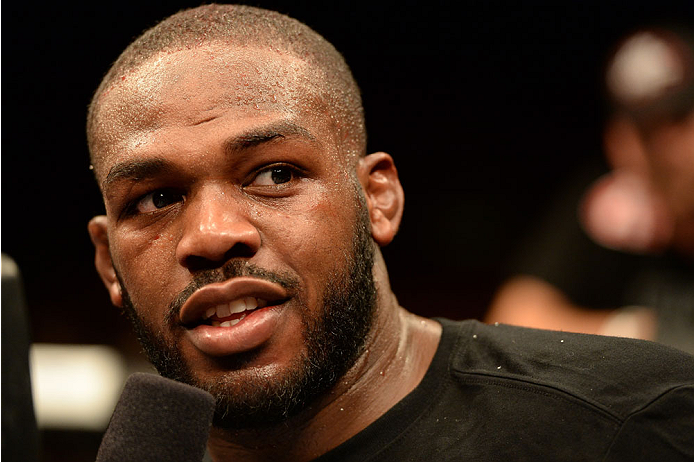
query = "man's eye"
xmin=252 ymin=166 xmax=295 ymax=186
xmin=135 ymin=189 xmax=184 ymax=213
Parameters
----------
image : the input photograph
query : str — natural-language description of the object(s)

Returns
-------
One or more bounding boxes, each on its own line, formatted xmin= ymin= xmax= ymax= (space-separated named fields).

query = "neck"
xmin=206 ymin=261 xmax=442 ymax=462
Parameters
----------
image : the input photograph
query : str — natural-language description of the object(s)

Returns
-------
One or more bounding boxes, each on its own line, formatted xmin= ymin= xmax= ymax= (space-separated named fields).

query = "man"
xmin=486 ymin=26 xmax=694 ymax=353
xmin=88 ymin=5 xmax=694 ymax=461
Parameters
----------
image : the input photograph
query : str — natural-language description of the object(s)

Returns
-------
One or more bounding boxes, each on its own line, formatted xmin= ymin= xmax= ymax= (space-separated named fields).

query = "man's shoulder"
xmin=440 ymin=319 xmax=694 ymax=420
xmin=316 ymin=319 xmax=694 ymax=461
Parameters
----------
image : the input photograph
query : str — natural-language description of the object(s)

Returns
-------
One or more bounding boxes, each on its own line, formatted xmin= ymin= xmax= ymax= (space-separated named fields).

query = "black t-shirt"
xmin=315 ymin=318 xmax=694 ymax=461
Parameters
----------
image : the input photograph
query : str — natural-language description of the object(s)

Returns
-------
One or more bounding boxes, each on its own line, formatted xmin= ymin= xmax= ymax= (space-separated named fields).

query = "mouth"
xmin=179 ymin=278 xmax=293 ymax=357
xmin=179 ymin=277 xmax=291 ymax=329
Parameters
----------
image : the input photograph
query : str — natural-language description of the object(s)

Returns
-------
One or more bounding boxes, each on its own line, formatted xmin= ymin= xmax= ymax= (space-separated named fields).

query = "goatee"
xmin=118 ymin=206 xmax=377 ymax=429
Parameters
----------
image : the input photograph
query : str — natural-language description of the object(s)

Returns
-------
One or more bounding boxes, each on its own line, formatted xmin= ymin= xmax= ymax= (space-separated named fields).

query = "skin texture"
xmin=88 ymin=43 xmax=441 ymax=461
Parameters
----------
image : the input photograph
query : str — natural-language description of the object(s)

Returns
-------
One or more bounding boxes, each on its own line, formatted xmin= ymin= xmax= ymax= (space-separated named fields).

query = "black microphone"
xmin=2 ymin=255 xmax=39 ymax=462
xmin=96 ymin=372 xmax=216 ymax=462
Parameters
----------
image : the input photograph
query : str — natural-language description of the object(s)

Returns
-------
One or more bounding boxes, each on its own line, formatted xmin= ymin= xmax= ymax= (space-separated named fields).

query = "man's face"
xmin=90 ymin=44 xmax=377 ymax=426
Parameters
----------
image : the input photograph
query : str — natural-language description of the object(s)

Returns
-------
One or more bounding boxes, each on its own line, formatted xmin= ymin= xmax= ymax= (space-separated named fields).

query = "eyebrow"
xmin=102 ymin=158 xmax=170 ymax=193
xmin=102 ymin=120 xmax=318 ymax=191
xmin=223 ymin=121 xmax=318 ymax=154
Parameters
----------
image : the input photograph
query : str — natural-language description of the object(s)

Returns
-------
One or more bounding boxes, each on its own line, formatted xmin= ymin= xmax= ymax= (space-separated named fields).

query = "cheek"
xmin=258 ymin=187 xmax=358 ymax=271
xmin=111 ymin=228 xmax=181 ymax=306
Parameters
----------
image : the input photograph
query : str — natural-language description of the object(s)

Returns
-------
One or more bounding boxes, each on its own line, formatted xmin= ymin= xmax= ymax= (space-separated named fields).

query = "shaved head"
xmin=87 ymin=4 xmax=365 ymax=175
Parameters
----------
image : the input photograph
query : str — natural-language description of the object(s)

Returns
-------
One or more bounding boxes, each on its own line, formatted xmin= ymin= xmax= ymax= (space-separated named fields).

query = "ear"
xmin=88 ymin=216 xmax=123 ymax=307
xmin=357 ymin=152 xmax=405 ymax=246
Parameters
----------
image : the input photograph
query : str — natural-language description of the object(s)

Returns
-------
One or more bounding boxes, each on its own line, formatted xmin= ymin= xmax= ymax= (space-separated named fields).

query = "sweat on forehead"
xmin=87 ymin=3 xmax=366 ymax=174
xmin=92 ymin=45 xmax=326 ymax=166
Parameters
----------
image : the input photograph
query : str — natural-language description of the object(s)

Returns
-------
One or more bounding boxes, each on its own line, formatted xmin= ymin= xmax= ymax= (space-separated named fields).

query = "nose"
xmin=175 ymin=187 xmax=261 ymax=271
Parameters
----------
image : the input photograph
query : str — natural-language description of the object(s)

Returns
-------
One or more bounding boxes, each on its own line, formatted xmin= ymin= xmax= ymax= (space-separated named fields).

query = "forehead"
xmin=91 ymin=44 xmax=332 ymax=179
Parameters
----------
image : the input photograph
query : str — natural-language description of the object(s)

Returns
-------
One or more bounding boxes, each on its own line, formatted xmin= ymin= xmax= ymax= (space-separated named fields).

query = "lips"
xmin=180 ymin=277 xmax=288 ymax=326
xmin=179 ymin=277 xmax=291 ymax=356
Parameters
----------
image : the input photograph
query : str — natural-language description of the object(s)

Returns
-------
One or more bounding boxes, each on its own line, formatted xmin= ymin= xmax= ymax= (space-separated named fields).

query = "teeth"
xmin=203 ymin=297 xmax=268 ymax=322
xmin=220 ymin=319 xmax=241 ymax=328
xmin=229 ymin=299 xmax=247 ymax=314
xmin=216 ymin=303 xmax=232 ymax=318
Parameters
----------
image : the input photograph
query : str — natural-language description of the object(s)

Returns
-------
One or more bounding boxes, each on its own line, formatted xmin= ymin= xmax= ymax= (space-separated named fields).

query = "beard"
xmin=118 ymin=205 xmax=377 ymax=429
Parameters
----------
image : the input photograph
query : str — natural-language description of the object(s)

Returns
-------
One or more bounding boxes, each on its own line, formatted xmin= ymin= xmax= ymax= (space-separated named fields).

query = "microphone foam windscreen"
xmin=96 ymin=372 xmax=216 ymax=462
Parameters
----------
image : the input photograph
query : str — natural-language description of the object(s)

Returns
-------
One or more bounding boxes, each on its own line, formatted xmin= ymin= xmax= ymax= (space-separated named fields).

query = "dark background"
xmin=3 ymin=1 xmax=694 ymax=460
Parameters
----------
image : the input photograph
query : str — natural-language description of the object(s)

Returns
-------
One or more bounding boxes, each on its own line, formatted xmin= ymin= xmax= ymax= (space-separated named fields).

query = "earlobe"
xmin=358 ymin=153 xmax=405 ymax=246
xmin=88 ymin=216 xmax=123 ymax=307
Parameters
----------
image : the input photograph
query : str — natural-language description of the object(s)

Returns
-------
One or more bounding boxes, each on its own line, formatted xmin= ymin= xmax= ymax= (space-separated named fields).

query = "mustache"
xmin=165 ymin=260 xmax=300 ymax=324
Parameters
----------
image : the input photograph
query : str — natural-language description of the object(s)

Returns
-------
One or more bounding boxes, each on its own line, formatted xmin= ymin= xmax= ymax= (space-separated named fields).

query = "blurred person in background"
xmin=486 ymin=25 xmax=694 ymax=354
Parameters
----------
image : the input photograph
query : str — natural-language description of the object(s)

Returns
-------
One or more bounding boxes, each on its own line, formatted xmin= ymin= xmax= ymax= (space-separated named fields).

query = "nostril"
xmin=224 ymin=243 xmax=257 ymax=260
xmin=184 ymin=243 xmax=258 ymax=272
xmin=185 ymin=255 xmax=222 ymax=272
xmin=175 ymin=203 xmax=262 ymax=269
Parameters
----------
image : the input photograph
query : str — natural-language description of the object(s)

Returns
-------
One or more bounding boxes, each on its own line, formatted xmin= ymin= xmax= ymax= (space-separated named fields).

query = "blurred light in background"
xmin=607 ymin=32 xmax=684 ymax=104
xmin=29 ymin=344 xmax=127 ymax=431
